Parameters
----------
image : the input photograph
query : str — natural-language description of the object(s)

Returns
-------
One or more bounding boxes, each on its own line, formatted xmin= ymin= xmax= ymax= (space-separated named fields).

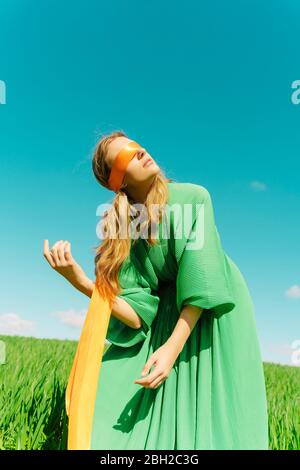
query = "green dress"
xmin=90 ymin=181 xmax=269 ymax=450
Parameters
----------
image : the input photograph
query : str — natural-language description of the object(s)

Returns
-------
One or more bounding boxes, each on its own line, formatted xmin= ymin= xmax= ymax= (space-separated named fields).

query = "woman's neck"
xmin=125 ymin=176 xmax=156 ymax=204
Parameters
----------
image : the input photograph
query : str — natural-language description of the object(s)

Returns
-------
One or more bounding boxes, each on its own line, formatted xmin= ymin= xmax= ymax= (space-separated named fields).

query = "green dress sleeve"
xmin=174 ymin=184 xmax=236 ymax=318
xmin=106 ymin=257 xmax=160 ymax=348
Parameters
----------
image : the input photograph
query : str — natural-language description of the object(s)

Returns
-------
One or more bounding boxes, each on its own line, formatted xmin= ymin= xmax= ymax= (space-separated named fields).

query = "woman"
xmin=43 ymin=130 xmax=269 ymax=450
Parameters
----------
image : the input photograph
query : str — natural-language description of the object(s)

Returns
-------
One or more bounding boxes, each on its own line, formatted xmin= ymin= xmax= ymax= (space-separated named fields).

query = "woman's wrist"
xmin=164 ymin=304 xmax=204 ymax=355
xmin=68 ymin=274 xmax=95 ymax=298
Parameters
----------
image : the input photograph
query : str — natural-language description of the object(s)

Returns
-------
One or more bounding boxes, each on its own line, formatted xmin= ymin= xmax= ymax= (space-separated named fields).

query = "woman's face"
xmin=106 ymin=137 xmax=160 ymax=187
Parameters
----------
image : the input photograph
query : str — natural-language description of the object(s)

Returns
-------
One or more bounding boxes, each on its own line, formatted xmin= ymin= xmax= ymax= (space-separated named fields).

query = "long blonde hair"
xmin=92 ymin=130 xmax=173 ymax=306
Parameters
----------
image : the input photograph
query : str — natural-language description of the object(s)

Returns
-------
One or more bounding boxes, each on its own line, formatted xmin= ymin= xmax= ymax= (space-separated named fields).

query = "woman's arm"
xmin=62 ymin=275 xmax=143 ymax=330
xmin=43 ymin=239 xmax=142 ymax=330
xmin=165 ymin=304 xmax=204 ymax=355
xmin=134 ymin=304 xmax=203 ymax=389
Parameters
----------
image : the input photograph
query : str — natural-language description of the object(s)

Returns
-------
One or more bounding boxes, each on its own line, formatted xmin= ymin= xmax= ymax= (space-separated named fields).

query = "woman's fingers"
xmin=135 ymin=370 xmax=164 ymax=388
xmin=134 ymin=366 xmax=163 ymax=388
xmin=152 ymin=377 xmax=165 ymax=389
xmin=43 ymin=239 xmax=55 ymax=268
xmin=50 ymin=240 xmax=64 ymax=265
xmin=64 ymin=241 xmax=73 ymax=264
xmin=57 ymin=240 xmax=74 ymax=265
xmin=141 ymin=354 xmax=156 ymax=377
xmin=57 ymin=240 xmax=69 ymax=264
xmin=44 ymin=239 xmax=74 ymax=269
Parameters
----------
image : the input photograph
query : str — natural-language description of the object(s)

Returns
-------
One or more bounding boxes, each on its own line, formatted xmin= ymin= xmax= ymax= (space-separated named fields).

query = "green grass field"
xmin=0 ymin=335 xmax=299 ymax=450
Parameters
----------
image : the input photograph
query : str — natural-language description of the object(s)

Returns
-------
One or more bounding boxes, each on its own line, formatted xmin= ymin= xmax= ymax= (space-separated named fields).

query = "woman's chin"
xmin=148 ymin=164 xmax=160 ymax=176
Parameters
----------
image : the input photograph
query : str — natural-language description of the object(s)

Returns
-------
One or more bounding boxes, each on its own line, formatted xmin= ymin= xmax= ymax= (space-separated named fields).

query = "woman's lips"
xmin=143 ymin=159 xmax=153 ymax=167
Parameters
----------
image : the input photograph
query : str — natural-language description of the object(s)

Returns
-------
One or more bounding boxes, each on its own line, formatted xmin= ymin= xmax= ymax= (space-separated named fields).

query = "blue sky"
xmin=0 ymin=0 xmax=299 ymax=366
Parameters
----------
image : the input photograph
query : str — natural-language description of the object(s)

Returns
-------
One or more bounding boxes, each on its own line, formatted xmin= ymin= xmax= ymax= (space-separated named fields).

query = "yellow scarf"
xmin=65 ymin=282 xmax=113 ymax=450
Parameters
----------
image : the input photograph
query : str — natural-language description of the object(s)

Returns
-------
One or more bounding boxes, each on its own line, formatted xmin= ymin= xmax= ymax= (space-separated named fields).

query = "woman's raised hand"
xmin=43 ymin=239 xmax=93 ymax=295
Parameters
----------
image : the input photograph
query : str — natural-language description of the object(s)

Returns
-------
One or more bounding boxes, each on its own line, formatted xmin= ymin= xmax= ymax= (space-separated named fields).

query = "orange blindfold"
xmin=108 ymin=140 xmax=142 ymax=192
